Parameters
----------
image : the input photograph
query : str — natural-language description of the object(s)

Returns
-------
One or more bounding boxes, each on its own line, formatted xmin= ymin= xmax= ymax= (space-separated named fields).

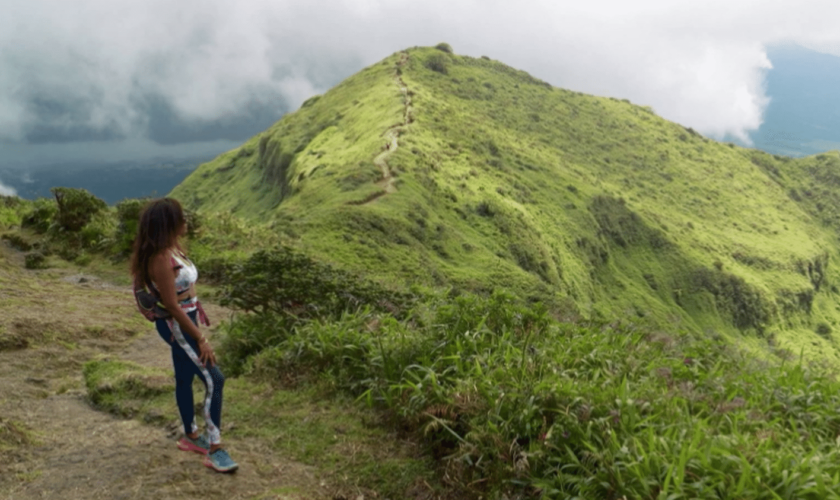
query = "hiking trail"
xmin=352 ymin=51 xmax=412 ymax=206
xmin=0 ymin=247 xmax=328 ymax=500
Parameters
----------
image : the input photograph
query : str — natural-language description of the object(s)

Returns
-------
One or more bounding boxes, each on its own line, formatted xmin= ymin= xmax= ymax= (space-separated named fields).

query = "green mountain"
xmin=172 ymin=45 xmax=840 ymax=364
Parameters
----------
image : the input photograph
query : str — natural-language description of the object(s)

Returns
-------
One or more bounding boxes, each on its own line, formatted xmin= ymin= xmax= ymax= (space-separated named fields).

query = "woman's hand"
xmin=198 ymin=338 xmax=216 ymax=367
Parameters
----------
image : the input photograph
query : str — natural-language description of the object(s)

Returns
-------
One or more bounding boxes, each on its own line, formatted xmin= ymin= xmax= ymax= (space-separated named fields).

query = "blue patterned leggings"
xmin=155 ymin=311 xmax=225 ymax=445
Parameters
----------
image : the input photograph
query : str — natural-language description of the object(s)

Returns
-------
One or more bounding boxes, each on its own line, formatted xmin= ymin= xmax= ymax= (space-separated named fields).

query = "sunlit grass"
xmin=166 ymin=47 xmax=840 ymax=366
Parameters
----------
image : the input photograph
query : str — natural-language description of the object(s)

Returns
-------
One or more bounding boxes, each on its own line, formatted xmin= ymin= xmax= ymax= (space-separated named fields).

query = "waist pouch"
xmin=134 ymin=288 xmax=211 ymax=327
xmin=134 ymin=288 xmax=171 ymax=321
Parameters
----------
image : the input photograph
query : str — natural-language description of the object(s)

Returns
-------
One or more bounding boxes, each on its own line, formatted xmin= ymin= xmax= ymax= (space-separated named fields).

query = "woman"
xmin=130 ymin=198 xmax=238 ymax=473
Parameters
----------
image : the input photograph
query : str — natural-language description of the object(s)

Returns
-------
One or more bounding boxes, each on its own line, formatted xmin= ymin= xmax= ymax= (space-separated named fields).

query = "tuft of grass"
xmin=0 ymin=418 xmax=36 ymax=451
xmin=83 ymin=359 xmax=173 ymax=421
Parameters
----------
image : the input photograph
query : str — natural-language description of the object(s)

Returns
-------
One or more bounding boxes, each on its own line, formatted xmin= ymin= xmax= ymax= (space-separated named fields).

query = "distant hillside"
xmin=172 ymin=46 xmax=840 ymax=364
xmin=748 ymin=44 xmax=840 ymax=156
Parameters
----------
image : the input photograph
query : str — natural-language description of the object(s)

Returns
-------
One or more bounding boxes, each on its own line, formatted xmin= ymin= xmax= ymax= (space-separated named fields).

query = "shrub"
xmin=476 ymin=201 xmax=495 ymax=217
xmin=0 ymin=195 xmax=20 ymax=208
xmin=51 ymin=187 xmax=107 ymax=232
xmin=816 ymin=322 xmax=833 ymax=337
xmin=184 ymin=208 xmax=202 ymax=238
xmin=1 ymin=232 xmax=32 ymax=251
xmin=220 ymin=247 xmax=414 ymax=318
xmin=189 ymin=242 xmax=239 ymax=284
xmin=78 ymin=211 xmax=115 ymax=250
xmin=114 ymin=198 xmax=147 ymax=256
xmin=301 ymin=95 xmax=322 ymax=108
xmin=217 ymin=247 xmax=417 ymax=371
xmin=0 ymin=195 xmax=24 ymax=229
xmin=692 ymin=267 xmax=770 ymax=331
xmin=21 ymin=198 xmax=57 ymax=234
xmin=55 ymin=245 xmax=80 ymax=262
xmin=425 ymin=53 xmax=450 ymax=75
xmin=74 ymin=251 xmax=92 ymax=266
xmin=24 ymin=252 xmax=47 ymax=269
xmin=435 ymin=42 xmax=454 ymax=54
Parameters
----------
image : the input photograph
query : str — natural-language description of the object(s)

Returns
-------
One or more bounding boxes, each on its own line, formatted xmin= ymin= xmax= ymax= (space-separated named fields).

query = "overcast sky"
xmin=2 ymin=0 xmax=840 ymax=194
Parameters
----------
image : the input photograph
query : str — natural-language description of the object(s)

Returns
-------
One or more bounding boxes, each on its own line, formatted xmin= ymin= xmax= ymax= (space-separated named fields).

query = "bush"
xmin=24 ymin=252 xmax=47 ymax=269
xmin=216 ymin=247 xmax=416 ymax=372
xmin=184 ymin=208 xmax=202 ymax=238
xmin=21 ymin=198 xmax=57 ymax=234
xmin=0 ymin=195 xmax=20 ymax=209
xmin=435 ymin=42 xmax=454 ymax=54
xmin=191 ymin=253 xmax=235 ymax=284
xmin=77 ymin=211 xmax=116 ymax=251
xmin=692 ymin=267 xmax=770 ymax=332
xmin=0 ymin=196 xmax=24 ymax=229
xmin=219 ymin=247 xmax=414 ymax=318
xmin=114 ymin=198 xmax=147 ymax=256
xmin=425 ymin=53 xmax=450 ymax=75
xmin=1 ymin=232 xmax=33 ymax=251
xmin=816 ymin=322 xmax=833 ymax=337
xmin=51 ymin=187 xmax=107 ymax=232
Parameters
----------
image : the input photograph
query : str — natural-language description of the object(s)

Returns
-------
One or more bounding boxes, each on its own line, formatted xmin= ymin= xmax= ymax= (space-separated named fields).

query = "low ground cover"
xmin=0 ymin=238 xmax=442 ymax=499
xmin=214 ymin=249 xmax=840 ymax=499
xmin=7 ymin=197 xmax=840 ymax=498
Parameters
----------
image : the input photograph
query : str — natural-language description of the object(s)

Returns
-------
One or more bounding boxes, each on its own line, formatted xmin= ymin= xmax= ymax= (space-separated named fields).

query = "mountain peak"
xmin=172 ymin=47 xmax=840 ymax=361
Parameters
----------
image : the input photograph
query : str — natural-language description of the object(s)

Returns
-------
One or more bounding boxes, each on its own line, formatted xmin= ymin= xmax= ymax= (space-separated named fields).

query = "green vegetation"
xmin=3 ymin=188 xmax=117 ymax=265
xmin=0 ymin=188 xmax=241 ymax=277
xmin=9 ymin=46 xmax=840 ymax=498
xmin=212 ymin=253 xmax=840 ymax=498
xmin=83 ymin=358 xmax=439 ymax=498
xmin=84 ymin=359 xmax=173 ymax=420
xmin=0 ymin=418 xmax=35 ymax=452
xmin=168 ymin=47 xmax=840 ymax=365
xmin=218 ymin=247 xmax=416 ymax=375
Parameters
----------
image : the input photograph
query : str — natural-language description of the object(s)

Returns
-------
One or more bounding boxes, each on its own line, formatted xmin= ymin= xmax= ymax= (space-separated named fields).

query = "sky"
xmin=2 ymin=0 xmax=840 ymax=195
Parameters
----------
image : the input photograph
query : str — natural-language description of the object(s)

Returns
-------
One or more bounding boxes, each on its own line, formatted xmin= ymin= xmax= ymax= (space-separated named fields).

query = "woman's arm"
xmin=150 ymin=251 xmax=216 ymax=366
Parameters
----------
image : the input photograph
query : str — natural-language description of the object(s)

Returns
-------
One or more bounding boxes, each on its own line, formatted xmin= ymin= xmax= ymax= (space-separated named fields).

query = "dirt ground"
xmin=0 ymin=245 xmax=331 ymax=500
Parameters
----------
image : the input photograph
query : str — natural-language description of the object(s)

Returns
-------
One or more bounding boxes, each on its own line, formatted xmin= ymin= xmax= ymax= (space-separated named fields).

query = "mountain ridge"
xmin=172 ymin=46 xmax=840 ymax=363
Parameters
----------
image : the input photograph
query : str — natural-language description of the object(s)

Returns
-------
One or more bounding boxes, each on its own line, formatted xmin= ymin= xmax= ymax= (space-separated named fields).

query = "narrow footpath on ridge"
xmin=351 ymin=51 xmax=412 ymax=206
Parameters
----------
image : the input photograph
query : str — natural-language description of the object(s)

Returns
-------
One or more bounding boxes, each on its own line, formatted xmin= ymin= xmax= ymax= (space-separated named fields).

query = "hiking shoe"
xmin=203 ymin=448 xmax=239 ymax=473
xmin=177 ymin=434 xmax=210 ymax=455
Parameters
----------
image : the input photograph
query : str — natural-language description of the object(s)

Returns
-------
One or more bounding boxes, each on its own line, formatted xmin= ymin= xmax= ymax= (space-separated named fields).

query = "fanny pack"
xmin=134 ymin=281 xmax=172 ymax=322
xmin=134 ymin=280 xmax=211 ymax=327
xmin=133 ymin=254 xmax=211 ymax=326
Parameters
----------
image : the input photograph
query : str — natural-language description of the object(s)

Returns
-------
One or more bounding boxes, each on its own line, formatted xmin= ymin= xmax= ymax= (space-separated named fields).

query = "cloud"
xmin=2 ymin=0 xmax=840 ymax=148
xmin=0 ymin=179 xmax=16 ymax=197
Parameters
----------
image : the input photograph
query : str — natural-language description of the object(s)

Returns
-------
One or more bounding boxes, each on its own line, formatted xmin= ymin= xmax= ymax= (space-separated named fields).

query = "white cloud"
xmin=0 ymin=180 xmax=16 ymax=197
xmin=2 ymin=0 xmax=840 ymax=145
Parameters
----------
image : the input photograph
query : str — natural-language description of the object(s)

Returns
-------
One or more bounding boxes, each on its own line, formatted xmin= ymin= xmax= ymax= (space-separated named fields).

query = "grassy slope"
xmin=172 ymin=47 xmax=840 ymax=364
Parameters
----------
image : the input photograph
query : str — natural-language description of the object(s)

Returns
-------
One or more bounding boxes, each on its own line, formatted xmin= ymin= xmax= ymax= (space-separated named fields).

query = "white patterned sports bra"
xmin=152 ymin=251 xmax=199 ymax=314
xmin=171 ymin=252 xmax=199 ymax=313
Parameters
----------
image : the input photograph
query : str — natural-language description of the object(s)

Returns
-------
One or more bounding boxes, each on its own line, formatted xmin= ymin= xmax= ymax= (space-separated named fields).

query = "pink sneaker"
xmin=177 ymin=434 xmax=209 ymax=455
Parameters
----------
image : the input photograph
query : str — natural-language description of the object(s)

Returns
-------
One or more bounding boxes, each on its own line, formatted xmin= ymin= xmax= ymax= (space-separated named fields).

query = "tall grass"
xmin=221 ymin=286 xmax=840 ymax=498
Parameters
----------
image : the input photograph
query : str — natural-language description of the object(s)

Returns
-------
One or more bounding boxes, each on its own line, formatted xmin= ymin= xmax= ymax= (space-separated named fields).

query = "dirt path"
xmin=355 ymin=51 xmax=412 ymax=206
xmin=0 ymin=247 xmax=328 ymax=500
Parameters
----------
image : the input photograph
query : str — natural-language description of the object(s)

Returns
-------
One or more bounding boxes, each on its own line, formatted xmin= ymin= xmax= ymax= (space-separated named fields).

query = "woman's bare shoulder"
xmin=150 ymin=250 xmax=174 ymax=270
